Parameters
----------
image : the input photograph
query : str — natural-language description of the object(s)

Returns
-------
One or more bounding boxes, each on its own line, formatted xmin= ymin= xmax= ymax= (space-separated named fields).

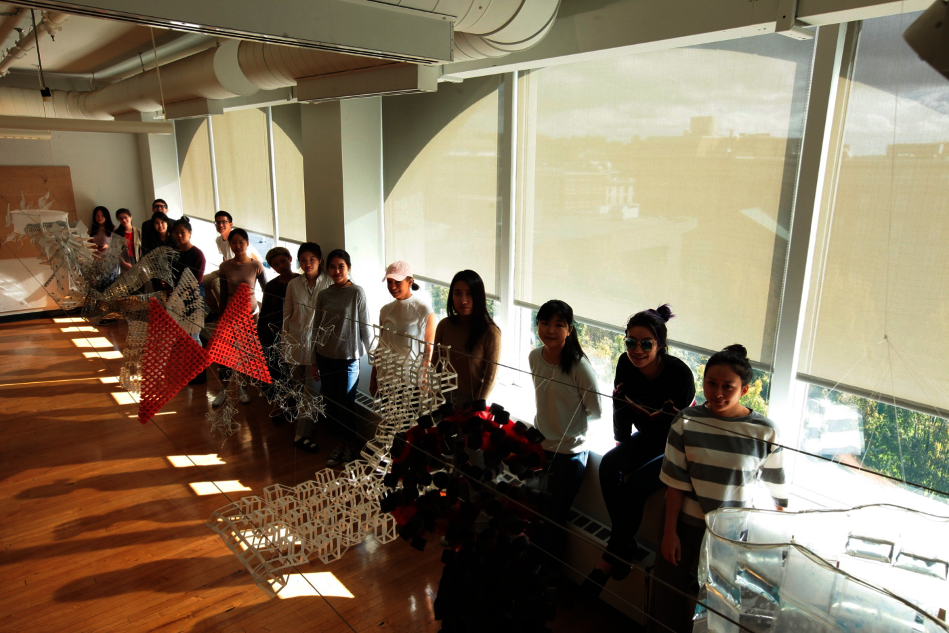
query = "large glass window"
xmin=383 ymin=76 xmax=501 ymax=295
xmin=211 ymin=107 xmax=274 ymax=237
xmin=271 ymin=104 xmax=306 ymax=241
xmin=514 ymin=34 xmax=815 ymax=365
xmin=799 ymin=13 xmax=949 ymax=416
xmin=175 ymin=117 xmax=214 ymax=222
xmin=794 ymin=13 xmax=949 ymax=509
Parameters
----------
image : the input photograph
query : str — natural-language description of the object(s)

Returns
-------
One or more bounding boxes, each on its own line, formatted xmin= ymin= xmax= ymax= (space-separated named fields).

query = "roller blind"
xmin=383 ymin=76 xmax=500 ymax=294
xmin=799 ymin=14 xmax=949 ymax=414
xmin=175 ymin=117 xmax=214 ymax=222
xmin=271 ymin=104 xmax=306 ymax=242
xmin=211 ymin=108 xmax=274 ymax=236
xmin=514 ymin=35 xmax=814 ymax=364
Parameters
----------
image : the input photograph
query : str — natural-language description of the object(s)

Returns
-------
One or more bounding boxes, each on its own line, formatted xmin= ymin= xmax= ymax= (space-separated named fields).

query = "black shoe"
xmin=581 ymin=568 xmax=608 ymax=598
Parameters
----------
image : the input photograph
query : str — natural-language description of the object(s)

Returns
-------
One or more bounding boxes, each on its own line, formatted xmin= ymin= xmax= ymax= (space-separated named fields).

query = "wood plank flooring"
xmin=0 ymin=317 xmax=636 ymax=632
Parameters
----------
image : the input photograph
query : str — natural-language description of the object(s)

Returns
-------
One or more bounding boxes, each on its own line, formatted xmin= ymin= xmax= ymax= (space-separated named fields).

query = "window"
xmin=795 ymin=12 xmax=949 ymax=509
xmin=211 ymin=108 xmax=274 ymax=236
xmin=175 ymin=117 xmax=214 ymax=222
xmin=514 ymin=34 xmax=815 ymax=365
xmin=271 ymin=104 xmax=306 ymax=241
xmin=383 ymin=75 xmax=502 ymax=294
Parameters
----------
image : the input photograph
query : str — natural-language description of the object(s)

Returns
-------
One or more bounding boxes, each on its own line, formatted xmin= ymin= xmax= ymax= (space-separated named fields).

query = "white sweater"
xmin=528 ymin=347 xmax=602 ymax=454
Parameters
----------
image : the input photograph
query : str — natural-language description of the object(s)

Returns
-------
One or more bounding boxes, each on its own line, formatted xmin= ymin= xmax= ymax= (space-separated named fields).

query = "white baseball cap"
xmin=383 ymin=261 xmax=413 ymax=281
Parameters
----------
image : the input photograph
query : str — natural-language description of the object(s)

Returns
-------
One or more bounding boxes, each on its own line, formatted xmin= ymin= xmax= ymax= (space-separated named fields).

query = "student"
xmin=140 ymin=199 xmax=169 ymax=246
xmin=283 ymin=242 xmax=332 ymax=450
xmin=142 ymin=211 xmax=173 ymax=255
xmin=529 ymin=300 xmax=602 ymax=564
xmin=370 ymin=261 xmax=436 ymax=396
xmin=649 ymin=344 xmax=787 ymax=633
xmin=88 ymin=206 xmax=114 ymax=261
xmin=258 ymin=247 xmax=298 ymax=421
xmin=212 ymin=228 xmax=267 ymax=408
xmin=213 ymin=211 xmax=261 ymax=262
xmin=114 ymin=208 xmax=140 ymax=271
xmin=204 ymin=210 xmax=262 ymax=315
xmin=259 ymin=247 xmax=298 ymax=350
xmin=313 ymin=249 xmax=371 ymax=467
xmin=170 ymin=217 xmax=206 ymax=285
xmin=432 ymin=270 xmax=501 ymax=404
xmin=584 ymin=305 xmax=695 ymax=594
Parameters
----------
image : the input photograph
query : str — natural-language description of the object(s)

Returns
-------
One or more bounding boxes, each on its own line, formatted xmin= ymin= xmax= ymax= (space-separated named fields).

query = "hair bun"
xmin=723 ymin=343 xmax=748 ymax=359
xmin=653 ymin=304 xmax=674 ymax=322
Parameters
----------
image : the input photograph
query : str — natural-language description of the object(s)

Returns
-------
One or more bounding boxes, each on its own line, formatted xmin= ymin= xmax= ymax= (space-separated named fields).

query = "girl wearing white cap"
xmin=370 ymin=261 xmax=436 ymax=395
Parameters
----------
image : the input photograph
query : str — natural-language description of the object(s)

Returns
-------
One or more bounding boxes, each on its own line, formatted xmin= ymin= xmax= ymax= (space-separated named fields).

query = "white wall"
xmin=0 ymin=131 xmax=146 ymax=315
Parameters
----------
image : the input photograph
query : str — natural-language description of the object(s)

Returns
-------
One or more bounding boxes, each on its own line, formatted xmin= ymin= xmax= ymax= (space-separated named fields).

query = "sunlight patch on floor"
xmin=72 ymin=337 xmax=112 ymax=348
xmin=189 ymin=481 xmax=252 ymax=496
xmin=99 ymin=376 xmax=119 ymax=384
xmin=111 ymin=391 xmax=139 ymax=405
xmin=83 ymin=351 xmax=123 ymax=359
xmin=167 ymin=454 xmax=225 ymax=467
xmin=53 ymin=317 xmax=86 ymax=323
xmin=61 ymin=326 xmax=98 ymax=333
xmin=278 ymin=572 xmax=354 ymax=599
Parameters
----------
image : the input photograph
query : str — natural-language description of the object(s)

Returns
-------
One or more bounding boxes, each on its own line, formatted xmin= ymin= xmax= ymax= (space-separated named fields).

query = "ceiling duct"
xmin=0 ymin=10 xmax=67 ymax=76
xmin=0 ymin=0 xmax=562 ymax=118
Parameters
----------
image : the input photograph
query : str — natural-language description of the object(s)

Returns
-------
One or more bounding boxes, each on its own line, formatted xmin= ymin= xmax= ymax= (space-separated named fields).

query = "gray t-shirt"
xmin=314 ymin=282 xmax=372 ymax=360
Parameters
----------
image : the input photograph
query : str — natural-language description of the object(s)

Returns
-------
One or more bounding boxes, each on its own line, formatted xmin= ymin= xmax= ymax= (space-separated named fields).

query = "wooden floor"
xmin=0 ymin=317 xmax=636 ymax=633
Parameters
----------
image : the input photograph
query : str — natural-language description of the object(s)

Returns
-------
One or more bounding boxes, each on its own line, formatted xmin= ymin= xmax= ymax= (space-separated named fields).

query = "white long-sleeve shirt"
xmin=529 ymin=347 xmax=602 ymax=454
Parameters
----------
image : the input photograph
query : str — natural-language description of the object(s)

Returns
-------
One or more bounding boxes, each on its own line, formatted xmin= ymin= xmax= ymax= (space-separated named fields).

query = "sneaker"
xmin=326 ymin=445 xmax=345 ymax=467
xmin=238 ymin=385 xmax=251 ymax=404
xmin=341 ymin=446 xmax=356 ymax=464
xmin=211 ymin=391 xmax=227 ymax=408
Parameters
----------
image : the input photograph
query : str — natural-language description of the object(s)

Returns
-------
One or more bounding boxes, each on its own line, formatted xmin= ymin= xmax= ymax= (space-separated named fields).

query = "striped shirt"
xmin=660 ymin=404 xmax=788 ymax=527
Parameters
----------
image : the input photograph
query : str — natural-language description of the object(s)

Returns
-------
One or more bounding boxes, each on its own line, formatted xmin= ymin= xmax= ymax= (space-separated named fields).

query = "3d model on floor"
xmin=695 ymin=505 xmax=949 ymax=633
xmin=207 ymin=336 xmax=459 ymax=595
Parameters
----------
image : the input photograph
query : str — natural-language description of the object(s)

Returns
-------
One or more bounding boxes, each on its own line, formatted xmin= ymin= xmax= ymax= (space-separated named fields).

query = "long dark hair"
xmin=88 ymin=206 xmax=114 ymax=237
xmin=626 ymin=304 xmax=674 ymax=355
xmin=536 ymin=299 xmax=587 ymax=375
xmin=706 ymin=344 xmax=754 ymax=386
xmin=447 ymin=269 xmax=496 ymax=352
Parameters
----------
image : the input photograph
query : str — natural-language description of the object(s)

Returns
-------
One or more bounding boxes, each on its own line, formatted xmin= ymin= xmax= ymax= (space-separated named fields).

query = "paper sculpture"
xmin=139 ymin=298 xmax=210 ymax=424
xmin=165 ymin=268 xmax=206 ymax=336
xmin=208 ymin=375 xmax=242 ymax=444
xmin=206 ymin=283 xmax=271 ymax=384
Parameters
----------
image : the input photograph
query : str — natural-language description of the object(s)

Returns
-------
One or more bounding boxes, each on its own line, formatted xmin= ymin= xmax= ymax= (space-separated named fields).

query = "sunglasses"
xmin=624 ymin=337 xmax=656 ymax=352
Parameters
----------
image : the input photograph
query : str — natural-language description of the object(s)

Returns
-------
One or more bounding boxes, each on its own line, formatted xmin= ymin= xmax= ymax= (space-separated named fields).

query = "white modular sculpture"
xmin=696 ymin=504 xmax=949 ymax=633
xmin=208 ymin=332 xmax=458 ymax=596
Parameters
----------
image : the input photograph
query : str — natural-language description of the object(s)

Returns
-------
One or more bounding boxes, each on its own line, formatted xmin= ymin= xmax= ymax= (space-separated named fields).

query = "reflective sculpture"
xmin=695 ymin=504 xmax=949 ymax=633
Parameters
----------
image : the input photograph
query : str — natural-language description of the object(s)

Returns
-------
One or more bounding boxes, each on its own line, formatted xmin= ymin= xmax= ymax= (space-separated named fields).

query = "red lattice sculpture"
xmin=206 ymin=283 xmax=272 ymax=384
xmin=139 ymin=298 xmax=210 ymax=424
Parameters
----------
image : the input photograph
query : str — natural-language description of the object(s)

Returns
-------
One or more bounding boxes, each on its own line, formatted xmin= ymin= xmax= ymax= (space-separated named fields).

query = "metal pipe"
xmin=0 ymin=9 xmax=66 ymax=76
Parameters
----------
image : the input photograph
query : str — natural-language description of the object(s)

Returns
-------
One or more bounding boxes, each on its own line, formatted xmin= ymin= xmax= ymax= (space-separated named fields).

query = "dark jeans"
xmin=599 ymin=433 xmax=666 ymax=557
xmin=647 ymin=520 xmax=705 ymax=633
xmin=542 ymin=449 xmax=588 ymax=562
xmin=316 ymin=353 xmax=360 ymax=443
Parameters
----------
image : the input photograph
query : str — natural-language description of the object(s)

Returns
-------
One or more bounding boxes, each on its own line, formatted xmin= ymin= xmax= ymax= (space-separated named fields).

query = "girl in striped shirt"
xmin=649 ymin=344 xmax=787 ymax=633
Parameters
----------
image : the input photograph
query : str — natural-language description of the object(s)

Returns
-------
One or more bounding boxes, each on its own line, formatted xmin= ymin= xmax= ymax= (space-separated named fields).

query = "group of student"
xmin=89 ymin=202 xmax=787 ymax=632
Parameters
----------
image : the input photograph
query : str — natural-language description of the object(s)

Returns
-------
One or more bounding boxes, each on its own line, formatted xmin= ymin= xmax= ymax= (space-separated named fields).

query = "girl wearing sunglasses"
xmin=583 ymin=304 xmax=696 ymax=595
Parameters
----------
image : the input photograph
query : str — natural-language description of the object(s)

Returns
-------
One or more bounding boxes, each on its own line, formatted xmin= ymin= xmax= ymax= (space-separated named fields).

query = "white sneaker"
xmin=211 ymin=391 xmax=227 ymax=408
xmin=341 ymin=446 xmax=356 ymax=464
xmin=239 ymin=385 xmax=251 ymax=404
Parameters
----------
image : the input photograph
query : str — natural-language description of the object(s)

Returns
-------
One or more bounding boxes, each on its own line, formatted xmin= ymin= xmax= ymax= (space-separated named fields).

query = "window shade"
xmin=211 ymin=108 xmax=274 ymax=236
xmin=383 ymin=76 xmax=500 ymax=295
xmin=175 ymin=117 xmax=214 ymax=222
xmin=271 ymin=104 xmax=306 ymax=241
xmin=514 ymin=36 xmax=814 ymax=364
xmin=799 ymin=14 xmax=949 ymax=414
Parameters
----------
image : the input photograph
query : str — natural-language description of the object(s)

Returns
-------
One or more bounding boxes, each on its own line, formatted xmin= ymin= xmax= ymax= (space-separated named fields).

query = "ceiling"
xmin=0 ymin=3 xmax=190 ymax=77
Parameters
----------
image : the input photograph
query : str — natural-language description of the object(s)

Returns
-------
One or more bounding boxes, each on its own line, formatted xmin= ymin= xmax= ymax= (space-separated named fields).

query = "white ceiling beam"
xmin=11 ymin=0 xmax=455 ymax=64
xmin=441 ymin=0 xmax=931 ymax=79
xmin=0 ymin=113 xmax=173 ymax=133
